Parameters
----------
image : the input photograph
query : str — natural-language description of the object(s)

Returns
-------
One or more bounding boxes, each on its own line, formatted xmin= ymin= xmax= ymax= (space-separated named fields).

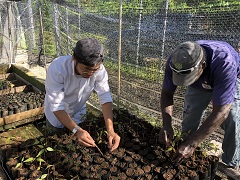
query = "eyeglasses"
xmin=76 ymin=62 xmax=102 ymax=75
xmin=169 ymin=60 xmax=202 ymax=75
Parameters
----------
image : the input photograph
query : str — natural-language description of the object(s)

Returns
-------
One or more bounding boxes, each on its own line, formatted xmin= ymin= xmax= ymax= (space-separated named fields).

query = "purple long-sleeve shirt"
xmin=163 ymin=40 xmax=240 ymax=105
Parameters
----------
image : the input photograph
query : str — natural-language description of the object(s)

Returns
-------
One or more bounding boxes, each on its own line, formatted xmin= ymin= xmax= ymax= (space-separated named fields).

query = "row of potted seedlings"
xmin=4 ymin=109 xmax=219 ymax=180
xmin=0 ymin=91 xmax=45 ymax=118
xmin=0 ymin=80 xmax=12 ymax=90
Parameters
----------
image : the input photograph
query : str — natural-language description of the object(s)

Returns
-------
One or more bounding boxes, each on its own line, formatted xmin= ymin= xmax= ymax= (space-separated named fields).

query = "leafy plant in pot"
xmin=163 ymin=129 xmax=185 ymax=160
xmin=208 ymin=142 xmax=220 ymax=178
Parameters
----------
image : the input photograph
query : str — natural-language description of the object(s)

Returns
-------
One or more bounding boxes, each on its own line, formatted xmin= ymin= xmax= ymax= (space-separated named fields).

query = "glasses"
xmin=76 ymin=62 xmax=102 ymax=75
xmin=169 ymin=60 xmax=202 ymax=75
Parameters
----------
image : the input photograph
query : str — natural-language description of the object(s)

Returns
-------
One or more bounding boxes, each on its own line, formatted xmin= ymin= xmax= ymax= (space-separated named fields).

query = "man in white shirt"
xmin=44 ymin=37 xmax=120 ymax=151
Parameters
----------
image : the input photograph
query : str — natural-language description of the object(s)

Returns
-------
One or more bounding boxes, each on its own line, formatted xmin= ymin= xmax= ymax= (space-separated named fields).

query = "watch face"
xmin=73 ymin=128 xmax=77 ymax=134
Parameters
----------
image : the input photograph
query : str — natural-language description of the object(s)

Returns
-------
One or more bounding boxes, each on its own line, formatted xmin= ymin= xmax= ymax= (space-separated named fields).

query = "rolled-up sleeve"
xmin=94 ymin=67 xmax=113 ymax=105
xmin=45 ymin=63 xmax=66 ymax=112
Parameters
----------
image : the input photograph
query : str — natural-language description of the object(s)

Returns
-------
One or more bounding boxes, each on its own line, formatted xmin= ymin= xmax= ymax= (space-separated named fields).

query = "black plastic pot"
xmin=208 ymin=155 xmax=219 ymax=179
xmin=1 ymin=109 xmax=8 ymax=117
xmin=198 ymin=165 xmax=211 ymax=180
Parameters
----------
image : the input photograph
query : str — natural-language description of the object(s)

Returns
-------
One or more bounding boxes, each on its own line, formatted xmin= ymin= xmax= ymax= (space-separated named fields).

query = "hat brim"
xmin=172 ymin=67 xmax=199 ymax=86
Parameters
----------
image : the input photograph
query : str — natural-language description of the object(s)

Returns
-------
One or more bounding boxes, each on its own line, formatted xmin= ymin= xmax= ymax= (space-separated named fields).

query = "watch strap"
xmin=72 ymin=125 xmax=80 ymax=135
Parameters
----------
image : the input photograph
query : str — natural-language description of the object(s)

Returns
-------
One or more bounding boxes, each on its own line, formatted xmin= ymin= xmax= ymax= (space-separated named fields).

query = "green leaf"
xmin=37 ymin=145 xmax=44 ymax=149
xmin=34 ymin=140 xmax=40 ymax=145
xmin=37 ymin=157 xmax=45 ymax=163
xmin=46 ymin=147 xmax=54 ymax=151
xmin=15 ymin=163 xmax=21 ymax=168
xmin=13 ymin=156 xmax=19 ymax=159
xmin=46 ymin=164 xmax=53 ymax=169
xmin=23 ymin=157 xmax=35 ymax=163
xmin=36 ymin=149 xmax=45 ymax=158
xmin=209 ymin=143 xmax=214 ymax=147
xmin=40 ymin=174 xmax=48 ymax=179
xmin=165 ymin=147 xmax=173 ymax=152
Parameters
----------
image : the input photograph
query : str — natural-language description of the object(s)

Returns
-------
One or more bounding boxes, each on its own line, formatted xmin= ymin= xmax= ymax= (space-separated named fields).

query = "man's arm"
xmin=185 ymin=103 xmax=232 ymax=148
xmin=102 ymin=102 xmax=120 ymax=151
xmin=53 ymin=110 xmax=78 ymax=131
xmin=53 ymin=110 xmax=95 ymax=147
xmin=101 ymin=102 xmax=115 ymax=134
xmin=161 ymin=89 xmax=174 ymax=127
xmin=160 ymin=89 xmax=175 ymax=145
xmin=173 ymin=103 xmax=232 ymax=162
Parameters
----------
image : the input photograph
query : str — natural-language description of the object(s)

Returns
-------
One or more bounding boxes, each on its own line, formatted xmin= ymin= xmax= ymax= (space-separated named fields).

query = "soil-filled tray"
xmin=0 ymin=72 xmax=45 ymax=130
xmin=0 ymin=73 xmax=26 ymax=93
xmin=0 ymin=91 xmax=45 ymax=130
xmin=2 ymin=109 xmax=219 ymax=180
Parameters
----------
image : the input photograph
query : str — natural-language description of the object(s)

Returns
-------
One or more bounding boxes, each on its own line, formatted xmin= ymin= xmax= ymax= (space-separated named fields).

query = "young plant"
xmin=165 ymin=129 xmax=185 ymax=154
xmin=209 ymin=142 xmax=220 ymax=154
xmin=15 ymin=156 xmax=24 ymax=169
xmin=163 ymin=129 xmax=192 ymax=163
xmin=34 ymin=138 xmax=54 ymax=154
xmin=38 ymin=174 xmax=48 ymax=180
xmin=33 ymin=137 xmax=54 ymax=170
xmin=96 ymin=128 xmax=108 ymax=144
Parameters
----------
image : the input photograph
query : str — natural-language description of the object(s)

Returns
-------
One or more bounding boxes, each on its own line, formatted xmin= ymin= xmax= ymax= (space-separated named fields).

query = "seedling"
xmin=32 ymin=137 xmax=55 ymax=170
xmin=15 ymin=156 xmax=24 ymax=168
xmin=209 ymin=142 xmax=220 ymax=154
xmin=38 ymin=174 xmax=48 ymax=180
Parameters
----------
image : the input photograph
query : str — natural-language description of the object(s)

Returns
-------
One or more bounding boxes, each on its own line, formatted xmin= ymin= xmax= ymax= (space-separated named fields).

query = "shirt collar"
xmin=71 ymin=60 xmax=83 ymax=78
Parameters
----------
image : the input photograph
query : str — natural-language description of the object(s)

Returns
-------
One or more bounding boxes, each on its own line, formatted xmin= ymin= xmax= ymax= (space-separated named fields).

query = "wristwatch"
xmin=72 ymin=125 xmax=80 ymax=135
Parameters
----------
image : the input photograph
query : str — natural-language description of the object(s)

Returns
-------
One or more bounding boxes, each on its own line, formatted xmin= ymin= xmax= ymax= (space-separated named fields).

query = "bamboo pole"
xmin=117 ymin=0 xmax=122 ymax=111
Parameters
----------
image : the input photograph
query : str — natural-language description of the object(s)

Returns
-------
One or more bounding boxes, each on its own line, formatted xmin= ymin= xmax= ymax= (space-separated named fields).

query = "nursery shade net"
xmin=0 ymin=0 xmax=239 ymax=144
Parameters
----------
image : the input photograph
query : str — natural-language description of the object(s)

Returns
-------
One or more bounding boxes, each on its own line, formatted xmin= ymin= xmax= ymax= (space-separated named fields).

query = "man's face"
xmin=74 ymin=60 xmax=101 ymax=78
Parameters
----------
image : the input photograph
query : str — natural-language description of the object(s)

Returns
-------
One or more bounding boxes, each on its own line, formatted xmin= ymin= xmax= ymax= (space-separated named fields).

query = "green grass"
xmin=104 ymin=59 xmax=164 ymax=82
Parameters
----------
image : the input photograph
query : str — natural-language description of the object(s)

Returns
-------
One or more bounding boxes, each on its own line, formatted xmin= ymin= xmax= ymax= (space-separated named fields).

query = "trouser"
xmin=45 ymin=119 xmax=69 ymax=136
xmin=182 ymin=77 xmax=240 ymax=167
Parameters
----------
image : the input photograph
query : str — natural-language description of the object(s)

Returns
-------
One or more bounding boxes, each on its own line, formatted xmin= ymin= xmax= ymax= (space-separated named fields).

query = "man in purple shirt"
xmin=160 ymin=40 xmax=240 ymax=168
xmin=238 ymin=41 xmax=240 ymax=53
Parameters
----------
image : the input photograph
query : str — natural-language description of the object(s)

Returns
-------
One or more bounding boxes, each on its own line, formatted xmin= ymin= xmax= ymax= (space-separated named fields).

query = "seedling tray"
xmin=2 ymin=109 xmax=220 ymax=179
xmin=0 ymin=73 xmax=45 ymax=130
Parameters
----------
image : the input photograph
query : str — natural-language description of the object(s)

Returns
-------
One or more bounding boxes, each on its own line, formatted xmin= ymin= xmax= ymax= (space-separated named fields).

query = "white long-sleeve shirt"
xmin=44 ymin=55 xmax=113 ymax=128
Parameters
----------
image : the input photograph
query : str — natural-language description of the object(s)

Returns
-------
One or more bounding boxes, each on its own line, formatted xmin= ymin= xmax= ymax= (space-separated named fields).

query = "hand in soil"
xmin=172 ymin=143 xmax=196 ymax=163
xmin=76 ymin=128 xmax=95 ymax=147
xmin=107 ymin=132 xmax=120 ymax=151
xmin=159 ymin=127 xmax=174 ymax=147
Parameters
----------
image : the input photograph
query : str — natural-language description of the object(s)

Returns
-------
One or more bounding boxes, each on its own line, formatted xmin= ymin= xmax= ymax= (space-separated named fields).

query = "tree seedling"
xmin=209 ymin=142 xmax=220 ymax=154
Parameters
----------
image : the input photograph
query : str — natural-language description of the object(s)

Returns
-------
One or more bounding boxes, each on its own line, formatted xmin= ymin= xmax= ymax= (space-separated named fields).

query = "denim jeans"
xmin=182 ymin=77 xmax=240 ymax=167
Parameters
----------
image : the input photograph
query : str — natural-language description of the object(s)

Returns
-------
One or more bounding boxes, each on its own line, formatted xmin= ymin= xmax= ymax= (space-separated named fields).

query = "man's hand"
xmin=159 ymin=126 xmax=174 ymax=147
xmin=76 ymin=128 xmax=95 ymax=147
xmin=173 ymin=143 xmax=196 ymax=163
xmin=107 ymin=132 xmax=120 ymax=151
